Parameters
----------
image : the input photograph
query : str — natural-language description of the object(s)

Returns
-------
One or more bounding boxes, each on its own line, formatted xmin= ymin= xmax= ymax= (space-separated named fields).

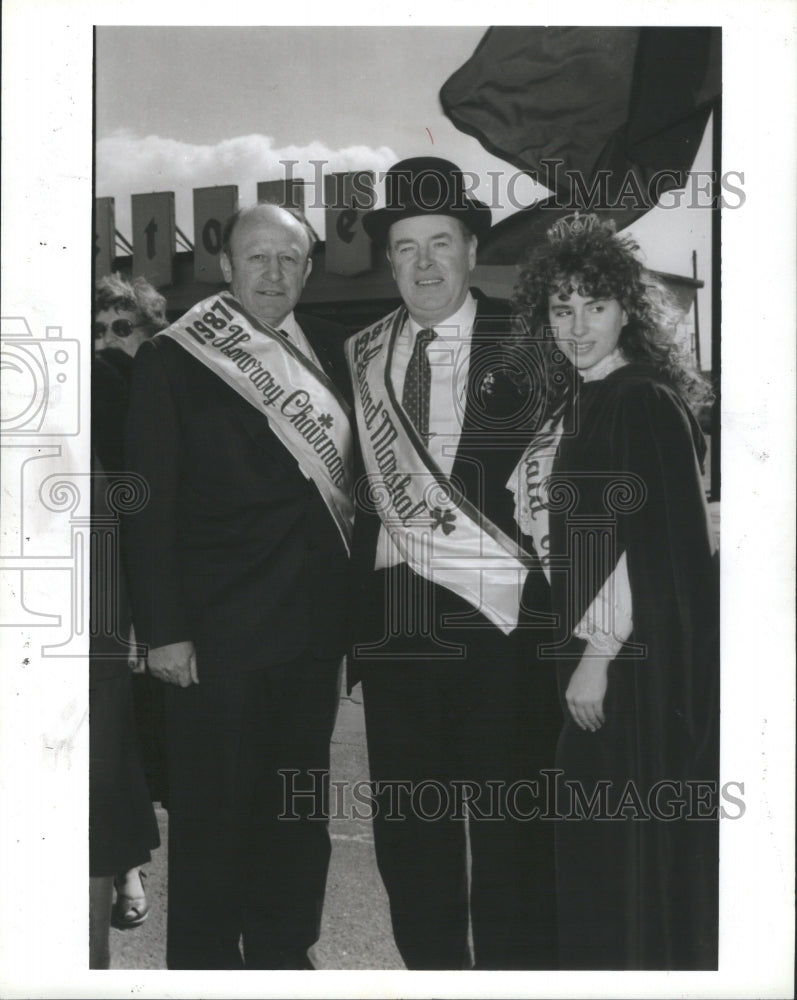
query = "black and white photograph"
xmin=0 ymin=5 xmax=794 ymax=999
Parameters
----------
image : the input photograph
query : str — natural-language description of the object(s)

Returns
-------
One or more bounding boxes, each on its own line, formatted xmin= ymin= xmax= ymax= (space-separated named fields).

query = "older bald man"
xmin=124 ymin=203 xmax=354 ymax=969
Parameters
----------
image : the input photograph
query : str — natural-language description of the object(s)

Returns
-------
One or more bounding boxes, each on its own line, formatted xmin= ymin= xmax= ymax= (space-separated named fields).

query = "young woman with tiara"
xmin=509 ymin=214 xmax=719 ymax=969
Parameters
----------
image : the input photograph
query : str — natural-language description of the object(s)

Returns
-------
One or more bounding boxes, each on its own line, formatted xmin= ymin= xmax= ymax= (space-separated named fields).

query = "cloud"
xmin=96 ymin=130 xmax=398 ymax=241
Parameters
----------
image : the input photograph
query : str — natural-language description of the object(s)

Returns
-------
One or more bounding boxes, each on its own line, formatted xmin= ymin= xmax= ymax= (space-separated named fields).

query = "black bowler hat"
xmin=362 ymin=156 xmax=492 ymax=244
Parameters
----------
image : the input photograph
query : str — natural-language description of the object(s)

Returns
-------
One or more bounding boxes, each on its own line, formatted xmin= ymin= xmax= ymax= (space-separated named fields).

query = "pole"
xmin=710 ymin=105 xmax=721 ymax=502
xmin=692 ymin=249 xmax=702 ymax=371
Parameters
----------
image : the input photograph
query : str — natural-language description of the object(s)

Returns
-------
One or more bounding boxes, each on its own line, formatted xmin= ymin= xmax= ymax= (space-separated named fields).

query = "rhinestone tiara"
xmin=546 ymin=212 xmax=616 ymax=243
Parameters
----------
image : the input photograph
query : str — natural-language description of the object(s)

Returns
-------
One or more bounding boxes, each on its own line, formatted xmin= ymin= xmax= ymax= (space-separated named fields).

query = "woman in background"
xmin=89 ymin=274 xmax=167 ymax=966
xmin=510 ymin=215 xmax=719 ymax=970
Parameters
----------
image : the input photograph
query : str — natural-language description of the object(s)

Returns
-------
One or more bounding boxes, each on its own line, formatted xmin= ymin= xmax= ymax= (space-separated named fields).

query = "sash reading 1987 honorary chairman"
xmin=162 ymin=293 xmax=354 ymax=552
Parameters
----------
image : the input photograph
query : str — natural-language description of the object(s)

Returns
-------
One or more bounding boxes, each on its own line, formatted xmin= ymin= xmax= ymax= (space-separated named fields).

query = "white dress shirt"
xmin=375 ymin=293 xmax=478 ymax=570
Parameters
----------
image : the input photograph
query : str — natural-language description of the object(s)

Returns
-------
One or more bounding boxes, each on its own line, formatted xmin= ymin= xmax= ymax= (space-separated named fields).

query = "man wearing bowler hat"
xmin=345 ymin=157 xmax=559 ymax=969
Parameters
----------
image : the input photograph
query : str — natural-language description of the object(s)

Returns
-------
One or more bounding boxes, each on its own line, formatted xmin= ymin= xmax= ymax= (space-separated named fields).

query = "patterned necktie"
xmin=402 ymin=327 xmax=437 ymax=444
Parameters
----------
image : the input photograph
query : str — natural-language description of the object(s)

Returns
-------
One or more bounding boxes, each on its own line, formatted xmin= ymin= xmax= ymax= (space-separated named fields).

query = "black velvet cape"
xmin=546 ymin=363 xmax=719 ymax=970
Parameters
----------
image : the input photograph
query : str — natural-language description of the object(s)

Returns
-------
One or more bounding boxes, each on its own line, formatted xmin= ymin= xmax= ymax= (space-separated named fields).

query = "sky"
xmin=96 ymin=27 xmax=546 ymax=236
xmin=96 ymin=27 xmax=494 ymax=149
xmin=95 ymin=25 xmax=714 ymax=360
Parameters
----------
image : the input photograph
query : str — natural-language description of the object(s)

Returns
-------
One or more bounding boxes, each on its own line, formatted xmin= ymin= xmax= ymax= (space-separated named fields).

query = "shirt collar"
xmin=275 ymin=311 xmax=299 ymax=338
xmin=581 ymin=348 xmax=628 ymax=383
xmin=406 ymin=292 xmax=477 ymax=339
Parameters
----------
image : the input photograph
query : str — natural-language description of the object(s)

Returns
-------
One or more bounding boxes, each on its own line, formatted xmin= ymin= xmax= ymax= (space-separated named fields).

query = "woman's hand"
xmin=565 ymin=649 xmax=611 ymax=731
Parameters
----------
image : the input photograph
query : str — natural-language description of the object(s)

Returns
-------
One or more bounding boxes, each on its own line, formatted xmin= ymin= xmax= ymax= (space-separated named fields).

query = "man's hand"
xmin=147 ymin=640 xmax=199 ymax=687
xmin=565 ymin=649 xmax=610 ymax=732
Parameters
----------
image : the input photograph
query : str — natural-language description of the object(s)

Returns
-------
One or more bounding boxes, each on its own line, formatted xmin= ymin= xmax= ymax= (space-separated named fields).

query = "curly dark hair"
xmin=510 ymin=221 xmax=712 ymax=421
xmin=94 ymin=273 xmax=168 ymax=337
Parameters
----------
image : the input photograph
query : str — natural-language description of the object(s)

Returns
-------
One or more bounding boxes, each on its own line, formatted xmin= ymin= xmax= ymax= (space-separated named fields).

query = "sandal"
xmin=111 ymin=868 xmax=149 ymax=929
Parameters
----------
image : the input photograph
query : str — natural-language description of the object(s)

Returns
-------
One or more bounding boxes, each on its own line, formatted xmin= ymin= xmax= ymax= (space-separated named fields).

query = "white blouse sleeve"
xmin=573 ymin=551 xmax=633 ymax=657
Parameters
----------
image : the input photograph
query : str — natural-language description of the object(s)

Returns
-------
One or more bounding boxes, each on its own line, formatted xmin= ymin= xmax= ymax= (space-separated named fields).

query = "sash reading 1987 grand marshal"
xmin=346 ymin=308 xmax=534 ymax=634
xmin=162 ymin=294 xmax=354 ymax=552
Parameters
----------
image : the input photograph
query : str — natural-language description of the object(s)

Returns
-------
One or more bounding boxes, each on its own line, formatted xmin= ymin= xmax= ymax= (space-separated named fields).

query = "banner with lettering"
xmin=94 ymin=197 xmax=115 ymax=284
xmin=161 ymin=294 xmax=354 ymax=551
xmin=324 ymin=171 xmax=374 ymax=276
xmin=257 ymin=178 xmax=306 ymax=210
xmin=132 ymin=191 xmax=175 ymax=288
xmin=193 ymin=185 xmax=238 ymax=283
xmin=346 ymin=309 xmax=533 ymax=633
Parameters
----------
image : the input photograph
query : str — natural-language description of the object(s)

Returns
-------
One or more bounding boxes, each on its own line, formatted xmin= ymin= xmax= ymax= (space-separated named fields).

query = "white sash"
xmin=507 ymin=421 xmax=564 ymax=583
xmin=346 ymin=308 xmax=533 ymax=634
xmin=161 ymin=294 xmax=354 ymax=552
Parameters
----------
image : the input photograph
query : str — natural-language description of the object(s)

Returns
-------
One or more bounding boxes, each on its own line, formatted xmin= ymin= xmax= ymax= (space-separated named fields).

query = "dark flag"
xmin=440 ymin=26 xmax=721 ymax=263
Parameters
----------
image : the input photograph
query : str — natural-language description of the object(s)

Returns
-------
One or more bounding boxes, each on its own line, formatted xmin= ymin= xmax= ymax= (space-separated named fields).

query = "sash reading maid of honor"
xmin=346 ymin=308 xmax=533 ymax=634
xmin=161 ymin=294 xmax=354 ymax=552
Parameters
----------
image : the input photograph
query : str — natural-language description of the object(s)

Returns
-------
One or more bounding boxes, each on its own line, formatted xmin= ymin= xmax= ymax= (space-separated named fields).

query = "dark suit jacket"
xmin=123 ymin=311 xmax=352 ymax=677
xmin=348 ymin=291 xmax=550 ymax=680
xmin=91 ymin=350 xmax=136 ymax=680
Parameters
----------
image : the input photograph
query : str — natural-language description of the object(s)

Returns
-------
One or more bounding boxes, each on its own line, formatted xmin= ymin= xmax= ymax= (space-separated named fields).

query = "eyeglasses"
xmin=93 ymin=319 xmax=138 ymax=339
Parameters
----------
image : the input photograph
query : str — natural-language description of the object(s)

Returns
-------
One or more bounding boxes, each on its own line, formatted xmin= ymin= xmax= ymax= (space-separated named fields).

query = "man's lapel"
xmin=453 ymin=295 xmax=531 ymax=522
xmin=298 ymin=316 xmax=335 ymax=378
xmin=299 ymin=316 xmax=352 ymax=405
xmin=460 ymin=294 xmax=519 ymax=435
